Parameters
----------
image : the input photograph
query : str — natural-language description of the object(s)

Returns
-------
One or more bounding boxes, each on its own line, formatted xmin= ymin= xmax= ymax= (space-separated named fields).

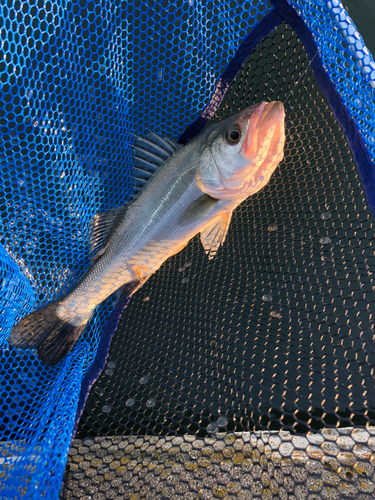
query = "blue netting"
xmin=0 ymin=0 xmax=374 ymax=498
xmin=287 ymin=0 xmax=375 ymax=170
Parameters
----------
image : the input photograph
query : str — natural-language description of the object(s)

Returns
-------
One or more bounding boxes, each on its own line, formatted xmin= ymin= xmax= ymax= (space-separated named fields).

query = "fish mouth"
xmin=242 ymin=101 xmax=285 ymax=159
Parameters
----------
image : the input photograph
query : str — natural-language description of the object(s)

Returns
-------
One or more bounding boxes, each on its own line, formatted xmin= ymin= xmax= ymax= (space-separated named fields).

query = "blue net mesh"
xmin=289 ymin=0 xmax=375 ymax=162
xmin=0 ymin=0 xmax=374 ymax=498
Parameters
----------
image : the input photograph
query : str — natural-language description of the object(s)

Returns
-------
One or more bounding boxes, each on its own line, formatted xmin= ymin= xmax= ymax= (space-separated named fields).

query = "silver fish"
xmin=9 ymin=101 xmax=285 ymax=365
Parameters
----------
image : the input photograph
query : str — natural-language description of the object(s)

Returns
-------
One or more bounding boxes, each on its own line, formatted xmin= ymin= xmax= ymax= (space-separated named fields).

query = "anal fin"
xmin=200 ymin=212 xmax=232 ymax=260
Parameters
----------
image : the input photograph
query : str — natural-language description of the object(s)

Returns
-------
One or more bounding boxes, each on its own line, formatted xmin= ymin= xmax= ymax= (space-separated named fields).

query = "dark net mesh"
xmin=61 ymin=22 xmax=375 ymax=499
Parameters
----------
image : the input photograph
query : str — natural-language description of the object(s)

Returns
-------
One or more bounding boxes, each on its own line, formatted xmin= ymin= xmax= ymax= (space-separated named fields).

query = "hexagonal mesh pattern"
xmin=63 ymin=429 xmax=375 ymax=500
xmin=59 ymin=20 xmax=375 ymax=499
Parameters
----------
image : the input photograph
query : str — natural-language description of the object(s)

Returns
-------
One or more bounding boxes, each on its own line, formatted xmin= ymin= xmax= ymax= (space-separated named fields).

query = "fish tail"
xmin=9 ymin=303 xmax=88 ymax=366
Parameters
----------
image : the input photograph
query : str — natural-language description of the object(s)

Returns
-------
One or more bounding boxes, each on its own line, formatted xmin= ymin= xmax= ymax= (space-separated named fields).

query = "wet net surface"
xmin=63 ymin=430 xmax=375 ymax=500
xmin=61 ymin=21 xmax=375 ymax=499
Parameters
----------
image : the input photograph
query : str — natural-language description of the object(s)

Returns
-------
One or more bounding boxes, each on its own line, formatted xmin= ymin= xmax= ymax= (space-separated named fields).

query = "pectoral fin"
xmin=200 ymin=212 xmax=232 ymax=260
xmin=178 ymin=194 xmax=218 ymax=227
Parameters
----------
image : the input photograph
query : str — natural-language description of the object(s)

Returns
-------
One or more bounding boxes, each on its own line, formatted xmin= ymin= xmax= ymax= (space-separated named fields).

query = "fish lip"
xmin=237 ymin=100 xmax=283 ymax=121
xmin=259 ymin=101 xmax=284 ymax=120
xmin=259 ymin=101 xmax=285 ymax=130
xmin=242 ymin=101 xmax=284 ymax=158
xmin=237 ymin=101 xmax=266 ymax=122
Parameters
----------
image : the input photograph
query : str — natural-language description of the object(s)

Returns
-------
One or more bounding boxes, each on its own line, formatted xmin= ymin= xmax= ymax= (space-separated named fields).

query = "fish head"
xmin=196 ymin=101 xmax=285 ymax=200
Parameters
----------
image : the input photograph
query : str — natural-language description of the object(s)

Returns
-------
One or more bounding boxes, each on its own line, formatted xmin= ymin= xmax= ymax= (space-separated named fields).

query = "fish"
xmin=9 ymin=101 xmax=285 ymax=366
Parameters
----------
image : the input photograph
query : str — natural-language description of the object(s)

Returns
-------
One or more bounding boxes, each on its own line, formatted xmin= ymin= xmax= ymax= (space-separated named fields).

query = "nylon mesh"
xmin=0 ymin=0 xmax=375 ymax=499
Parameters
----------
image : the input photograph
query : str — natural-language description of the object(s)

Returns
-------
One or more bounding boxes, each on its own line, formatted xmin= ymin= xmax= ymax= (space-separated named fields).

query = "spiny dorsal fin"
xmin=134 ymin=137 xmax=171 ymax=161
xmin=89 ymin=206 xmax=126 ymax=262
xmin=200 ymin=212 xmax=232 ymax=260
xmin=178 ymin=194 xmax=218 ymax=227
xmin=132 ymin=132 xmax=181 ymax=196
xmin=147 ymin=132 xmax=180 ymax=154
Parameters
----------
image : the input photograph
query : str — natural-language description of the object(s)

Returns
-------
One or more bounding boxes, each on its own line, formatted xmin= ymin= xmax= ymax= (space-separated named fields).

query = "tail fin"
xmin=9 ymin=280 xmax=141 ymax=367
xmin=9 ymin=303 xmax=88 ymax=366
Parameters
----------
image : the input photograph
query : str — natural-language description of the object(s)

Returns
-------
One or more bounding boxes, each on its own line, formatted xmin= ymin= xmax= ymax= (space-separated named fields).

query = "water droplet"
xmin=143 ymin=296 xmax=150 ymax=302
xmin=98 ymin=465 xmax=109 ymax=475
xmin=319 ymin=237 xmax=330 ymax=244
xmin=126 ymin=398 xmax=135 ymax=407
xmin=217 ymin=416 xmax=228 ymax=427
xmin=270 ymin=311 xmax=282 ymax=319
xmin=262 ymin=294 xmax=272 ymax=302
xmin=146 ymin=398 xmax=156 ymax=408
xmin=185 ymin=261 xmax=192 ymax=268
xmin=178 ymin=266 xmax=185 ymax=272
xmin=83 ymin=437 xmax=94 ymax=446
xmin=139 ymin=375 xmax=149 ymax=384
xmin=102 ymin=405 xmax=111 ymax=413
xmin=268 ymin=225 xmax=277 ymax=231
xmin=72 ymin=471 xmax=84 ymax=480
xmin=107 ymin=361 xmax=116 ymax=369
xmin=95 ymin=387 xmax=104 ymax=396
xmin=182 ymin=277 xmax=189 ymax=284
xmin=105 ymin=369 xmax=113 ymax=376
xmin=207 ymin=423 xmax=218 ymax=434
xmin=321 ymin=212 xmax=330 ymax=220
xmin=157 ymin=67 xmax=163 ymax=82
xmin=355 ymin=98 xmax=362 ymax=107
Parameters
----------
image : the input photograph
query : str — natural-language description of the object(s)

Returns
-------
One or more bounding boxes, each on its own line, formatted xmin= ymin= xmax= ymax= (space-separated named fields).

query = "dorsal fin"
xmin=147 ymin=132 xmax=180 ymax=154
xmin=89 ymin=206 xmax=126 ymax=262
xmin=134 ymin=137 xmax=171 ymax=161
xmin=132 ymin=132 xmax=180 ymax=196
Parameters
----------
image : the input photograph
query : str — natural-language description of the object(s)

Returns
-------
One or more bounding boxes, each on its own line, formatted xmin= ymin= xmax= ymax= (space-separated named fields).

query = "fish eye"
xmin=226 ymin=125 xmax=241 ymax=144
